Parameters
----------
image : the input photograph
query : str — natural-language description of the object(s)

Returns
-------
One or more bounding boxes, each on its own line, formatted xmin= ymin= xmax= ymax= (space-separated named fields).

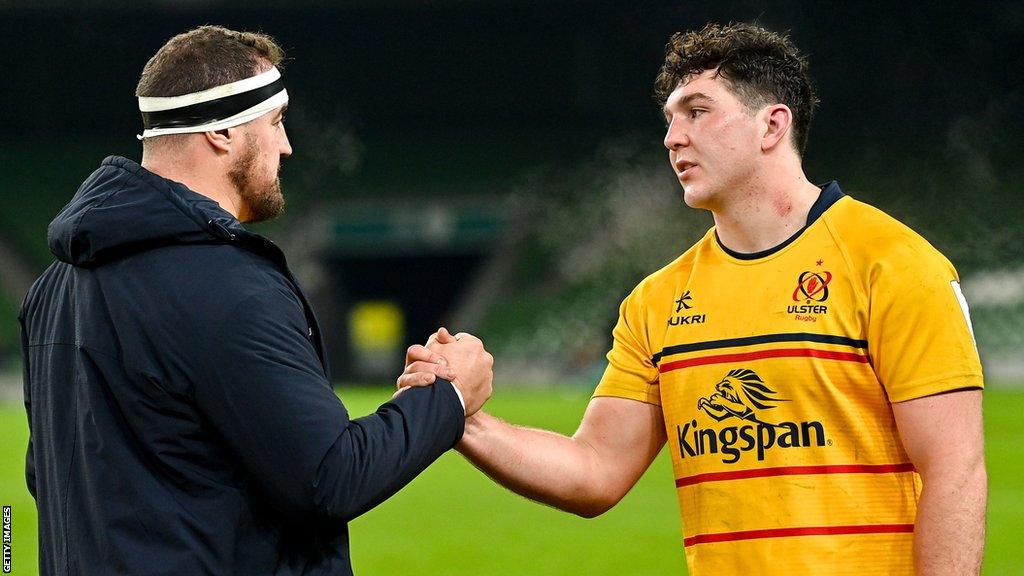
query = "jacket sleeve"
xmin=192 ymin=286 xmax=464 ymax=521
xmin=19 ymin=312 xmax=37 ymax=500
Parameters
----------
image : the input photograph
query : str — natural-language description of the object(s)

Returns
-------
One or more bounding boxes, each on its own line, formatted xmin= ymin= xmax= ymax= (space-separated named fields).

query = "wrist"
xmin=456 ymin=411 xmax=489 ymax=453
xmin=447 ymin=380 xmax=466 ymax=414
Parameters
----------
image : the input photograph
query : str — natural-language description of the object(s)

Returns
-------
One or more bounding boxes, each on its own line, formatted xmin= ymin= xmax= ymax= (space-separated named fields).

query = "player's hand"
xmin=397 ymin=327 xmax=465 ymax=389
xmin=397 ymin=328 xmax=494 ymax=415
xmin=424 ymin=327 xmax=493 ymax=416
xmin=397 ymin=342 xmax=453 ymax=388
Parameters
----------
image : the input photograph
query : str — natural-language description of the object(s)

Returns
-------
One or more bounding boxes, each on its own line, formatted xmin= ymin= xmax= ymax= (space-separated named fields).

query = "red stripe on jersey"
xmin=659 ymin=348 xmax=869 ymax=373
xmin=683 ymin=523 xmax=915 ymax=546
xmin=676 ymin=463 xmax=916 ymax=487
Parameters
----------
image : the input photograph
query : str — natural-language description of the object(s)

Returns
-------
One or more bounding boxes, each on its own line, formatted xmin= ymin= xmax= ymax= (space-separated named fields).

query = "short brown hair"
xmin=136 ymin=25 xmax=284 ymax=98
xmin=654 ymin=23 xmax=819 ymax=155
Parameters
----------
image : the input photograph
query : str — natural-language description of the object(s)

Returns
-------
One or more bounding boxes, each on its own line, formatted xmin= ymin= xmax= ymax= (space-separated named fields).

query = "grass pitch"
xmin=2 ymin=386 xmax=1022 ymax=575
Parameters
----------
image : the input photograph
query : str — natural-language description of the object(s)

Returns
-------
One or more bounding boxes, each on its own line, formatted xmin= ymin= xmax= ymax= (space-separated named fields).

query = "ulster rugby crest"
xmin=793 ymin=270 xmax=832 ymax=303
xmin=788 ymin=266 xmax=832 ymax=321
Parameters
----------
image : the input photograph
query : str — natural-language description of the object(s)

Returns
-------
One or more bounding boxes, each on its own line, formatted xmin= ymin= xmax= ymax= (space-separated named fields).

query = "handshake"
xmin=396 ymin=327 xmax=494 ymax=416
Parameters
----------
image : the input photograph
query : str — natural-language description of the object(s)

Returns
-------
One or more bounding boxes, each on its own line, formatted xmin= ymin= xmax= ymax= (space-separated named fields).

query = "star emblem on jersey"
xmin=675 ymin=290 xmax=693 ymax=312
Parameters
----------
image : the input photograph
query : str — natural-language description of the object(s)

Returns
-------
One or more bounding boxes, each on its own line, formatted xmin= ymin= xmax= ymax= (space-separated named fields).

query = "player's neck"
xmin=142 ymin=152 xmax=245 ymax=219
xmin=711 ymin=169 xmax=821 ymax=255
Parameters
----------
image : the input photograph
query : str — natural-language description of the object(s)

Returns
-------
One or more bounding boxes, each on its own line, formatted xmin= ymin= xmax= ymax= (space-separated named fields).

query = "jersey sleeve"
xmin=866 ymin=237 xmax=984 ymax=403
xmin=593 ymin=283 xmax=661 ymax=405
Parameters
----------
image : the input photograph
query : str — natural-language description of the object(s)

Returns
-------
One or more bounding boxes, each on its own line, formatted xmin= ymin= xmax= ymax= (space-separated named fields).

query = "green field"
xmin=2 ymin=387 xmax=1023 ymax=575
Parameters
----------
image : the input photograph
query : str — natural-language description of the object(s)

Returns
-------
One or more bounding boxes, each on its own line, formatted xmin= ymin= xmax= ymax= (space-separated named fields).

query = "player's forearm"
xmin=913 ymin=459 xmax=987 ymax=575
xmin=456 ymin=411 xmax=614 ymax=517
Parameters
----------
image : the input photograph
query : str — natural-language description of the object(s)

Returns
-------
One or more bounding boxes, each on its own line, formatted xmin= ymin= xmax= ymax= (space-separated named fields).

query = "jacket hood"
xmin=48 ymin=156 xmax=245 ymax=267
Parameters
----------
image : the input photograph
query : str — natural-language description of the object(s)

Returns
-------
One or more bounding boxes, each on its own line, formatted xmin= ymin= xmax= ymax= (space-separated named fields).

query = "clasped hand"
xmin=397 ymin=327 xmax=493 ymax=415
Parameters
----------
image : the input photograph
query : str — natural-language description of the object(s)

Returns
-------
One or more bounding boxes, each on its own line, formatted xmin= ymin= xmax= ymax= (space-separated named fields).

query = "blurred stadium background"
xmin=0 ymin=1 xmax=1021 ymax=574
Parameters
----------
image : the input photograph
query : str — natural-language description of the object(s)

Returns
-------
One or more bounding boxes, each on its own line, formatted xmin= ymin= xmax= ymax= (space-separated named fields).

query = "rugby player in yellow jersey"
xmin=401 ymin=22 xmax=986 ymax=575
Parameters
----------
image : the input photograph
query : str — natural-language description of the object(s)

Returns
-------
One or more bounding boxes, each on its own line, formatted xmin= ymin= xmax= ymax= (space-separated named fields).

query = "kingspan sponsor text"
xmin=676 ymin=418 xmax=827 ymax=464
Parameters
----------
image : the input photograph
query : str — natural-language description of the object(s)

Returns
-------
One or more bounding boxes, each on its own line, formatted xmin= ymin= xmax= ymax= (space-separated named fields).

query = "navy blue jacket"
xmin=20 ymin=156 xmax=465 ymax=575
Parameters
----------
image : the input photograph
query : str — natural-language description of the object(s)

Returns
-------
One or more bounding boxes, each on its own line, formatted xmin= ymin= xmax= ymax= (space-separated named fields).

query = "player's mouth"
xmin=675 ymin=160 xmax=697 ymax=178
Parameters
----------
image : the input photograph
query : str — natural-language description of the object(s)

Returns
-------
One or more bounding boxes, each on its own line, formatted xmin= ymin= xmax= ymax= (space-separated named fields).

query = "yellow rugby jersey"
xmin=594 ymin=183 xmax=983 ymax=576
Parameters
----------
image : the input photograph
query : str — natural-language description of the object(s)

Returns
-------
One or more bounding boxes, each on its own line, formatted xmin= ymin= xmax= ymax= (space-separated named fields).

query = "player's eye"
xmin=690 ymin=108 xmax=707 ymax=119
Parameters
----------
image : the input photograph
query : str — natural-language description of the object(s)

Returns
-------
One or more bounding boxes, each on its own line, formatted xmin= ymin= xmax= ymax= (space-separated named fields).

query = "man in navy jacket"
xmin=20 ymin=25 xmax=492 ymax=576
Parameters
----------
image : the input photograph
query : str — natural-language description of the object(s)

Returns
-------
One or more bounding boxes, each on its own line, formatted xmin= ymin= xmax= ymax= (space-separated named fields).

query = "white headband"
xmin=137 ymin=67 xmax=288 ymax=139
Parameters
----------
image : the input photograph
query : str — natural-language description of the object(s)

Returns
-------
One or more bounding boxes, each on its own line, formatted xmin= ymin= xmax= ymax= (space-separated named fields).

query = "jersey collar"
xmin=715 ymin=181 xmax=844 ymax=261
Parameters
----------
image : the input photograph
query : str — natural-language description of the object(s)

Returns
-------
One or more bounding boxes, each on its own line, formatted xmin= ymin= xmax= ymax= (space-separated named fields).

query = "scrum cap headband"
xmin=137 ymin=67 xmax=288 ymax=138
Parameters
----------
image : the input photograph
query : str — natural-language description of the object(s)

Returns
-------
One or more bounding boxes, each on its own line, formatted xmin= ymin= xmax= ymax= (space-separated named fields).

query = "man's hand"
xmin=399 ymin=328 xmax=493 ymax=415
xmin=399 ymin=338 xmax=455 ymax=387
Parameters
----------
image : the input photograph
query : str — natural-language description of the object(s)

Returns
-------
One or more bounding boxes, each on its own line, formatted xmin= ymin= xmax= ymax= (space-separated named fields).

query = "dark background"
xmin=4 ymin=2 xmax=1020 ymax=142
xmin=1 ymin=0 xmax=1021 ymax=378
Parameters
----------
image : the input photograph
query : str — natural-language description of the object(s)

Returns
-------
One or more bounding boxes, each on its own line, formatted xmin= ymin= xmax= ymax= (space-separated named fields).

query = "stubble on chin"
xmin=228 ymin=135 xmax=286 ymax=224
xmin=246 ymin=176 xmax=285 ymax=223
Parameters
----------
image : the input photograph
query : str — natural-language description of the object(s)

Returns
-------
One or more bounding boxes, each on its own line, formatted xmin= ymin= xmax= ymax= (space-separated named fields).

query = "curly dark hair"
xmin=654 ymin=23 xmax=819 ymax=155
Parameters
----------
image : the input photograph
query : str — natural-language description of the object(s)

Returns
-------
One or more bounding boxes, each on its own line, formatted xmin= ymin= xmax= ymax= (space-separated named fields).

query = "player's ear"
xmin=204 ymin=128 xmax=234 ymax=154
xmin=760 ymin=104 xmax=792 ymax=152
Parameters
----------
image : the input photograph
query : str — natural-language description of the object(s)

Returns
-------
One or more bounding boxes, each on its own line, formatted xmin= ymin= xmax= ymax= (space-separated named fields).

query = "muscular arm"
xmin=892 ymin=389 xmax=986 ymax=575
xmin=456 ymin=396 xmax=666 ymax=518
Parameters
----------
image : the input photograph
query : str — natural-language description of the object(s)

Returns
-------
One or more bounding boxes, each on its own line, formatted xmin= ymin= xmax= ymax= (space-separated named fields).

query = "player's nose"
xmin=280 ymin=126 xmax=293 ymax=157
xmin=663 ymin=117 xmax=689 ymax=150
